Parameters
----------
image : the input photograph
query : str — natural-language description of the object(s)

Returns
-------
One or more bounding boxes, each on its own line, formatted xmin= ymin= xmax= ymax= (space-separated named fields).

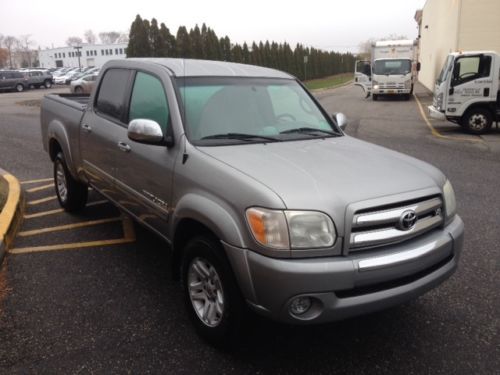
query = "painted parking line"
xmin=25 ymin=183 xmax=53 ymax=193
xmin=9 ymin=217 xmax=136 ymax=255
xmin=17 ymin=217 xmax=122 ymax=237
xmin=26 ymin=196 xmax=58 ymax=205
xmin=413 ymin=94 xmax=484 ymax=143
xmin=20 ymin=177 xmax=53 ymax=185
xmin=23 ymin=200 xmax=108 ymax=219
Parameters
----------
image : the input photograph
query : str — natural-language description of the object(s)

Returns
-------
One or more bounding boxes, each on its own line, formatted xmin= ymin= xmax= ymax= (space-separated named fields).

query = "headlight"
xmin=405 ymin=79 xmax=412 ymax=89
xmin=436 ymin=93 xmax=443 ymax=110
xmin=246 ymin=208 xmax=336 ymax=250
xmin=443 ymin=180 xmax=456 ymax=220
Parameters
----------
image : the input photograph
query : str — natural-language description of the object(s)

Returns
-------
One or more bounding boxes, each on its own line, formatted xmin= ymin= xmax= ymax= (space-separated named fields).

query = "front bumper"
xmin=428 ymin=105 xmax=446 ymax=121
xmin=372 ymin=88 xmax=411 ymax=95
xmin=224 ymin=215 xmax=464 ymax=324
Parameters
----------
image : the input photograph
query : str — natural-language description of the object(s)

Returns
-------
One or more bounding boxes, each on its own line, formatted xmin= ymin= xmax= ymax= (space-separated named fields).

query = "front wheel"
xmin=181 ymin=235 xmax=244 ymax=346
xmin=44 ymin=80 xmax=52 ymax=89
xmin=15 ymin=84 xmax=24 ymax=92
xmin=74 ymin=86 xmax=83 ymax=94
xmin=372 ymin=94 xmax=379 ymax=101
xmin=462 ymin=108 xmax=492 ymax=134
xmin=54 ymin=152 xmax=88 ymax=212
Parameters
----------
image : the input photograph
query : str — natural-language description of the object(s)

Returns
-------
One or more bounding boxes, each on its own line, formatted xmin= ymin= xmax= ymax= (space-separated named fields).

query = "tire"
xmin=410 ymin=84 xmax=414 ymax=95
xmin=15 ymin=84 xmax=24 ymax=92
xmin=462 ymin=108 xmax=492 ymax=135
xmin=404 ymin=94 xmax=411 ymax=101
xmin=44 ymin=80 xmax=52 ymax=89
xmin=372 ymin=94 xmax=378 ymax=101
xmin=181 ymin=235 xmax=244 ymax=346
xmin=54 ymin=152 xmax=88 ymax=212
xmin=74 ymin=86 xmax=83 ymax=94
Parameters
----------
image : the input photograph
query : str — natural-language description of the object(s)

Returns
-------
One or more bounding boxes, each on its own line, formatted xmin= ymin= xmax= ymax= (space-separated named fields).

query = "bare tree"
xmin=117 ymin=32 xmax=129 ymax=44
xmin=4 ymin=36 xmax=18 ymax=68
xmin=84 ymin=30 xmax=97 ymax=44
xmin=18 ymin=34 xmax=35 ymax=68
xmin=99 ymin=31 xmax=121 ymax=44
xmin=0 ymin=34 xmax=4 ymax=48
xmin=66 ymin=36 xmax=83 ymax=47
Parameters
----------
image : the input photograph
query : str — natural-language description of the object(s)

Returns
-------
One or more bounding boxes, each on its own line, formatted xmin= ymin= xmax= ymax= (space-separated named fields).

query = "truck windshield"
xmin=176 ymin=77 xmax=341 ymax=145
xmin=436 ymin=55 xmax=453 ymax=84
xmin=373 ymin=59 xmax=411 ymax=75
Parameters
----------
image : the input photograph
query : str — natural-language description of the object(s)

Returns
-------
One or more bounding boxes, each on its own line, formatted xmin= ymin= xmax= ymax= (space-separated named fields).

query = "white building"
xmin=38 ymin=43 xmax=128 ymax=68
xmin=415 ymin=0 xmax=500 ymax=90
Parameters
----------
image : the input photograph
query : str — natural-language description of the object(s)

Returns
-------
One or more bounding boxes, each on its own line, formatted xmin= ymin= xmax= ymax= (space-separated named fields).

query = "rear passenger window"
xmin=95 ymin=69 xmax=131 ymax=121
xmin=128 ymin=72 xmax=169 ymax=132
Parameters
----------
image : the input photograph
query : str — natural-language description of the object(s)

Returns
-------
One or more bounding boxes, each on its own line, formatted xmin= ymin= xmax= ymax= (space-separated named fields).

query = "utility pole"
xmin=304 ymin=55 xmax=308 ymax=81
xmin=74 ymin=46 xmax=82 ymax=70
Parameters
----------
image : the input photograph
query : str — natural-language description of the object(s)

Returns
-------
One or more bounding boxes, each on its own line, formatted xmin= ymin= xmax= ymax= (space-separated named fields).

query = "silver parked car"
xmin=41 ymin=58 xmax=464 ymax=345
xmin=0 ymin=70 xmax=29 ymax=92
xmin=69 ymin=73 xmax=98 ymax=94
xmin=27 ymin=70 xmax=53 ymax=89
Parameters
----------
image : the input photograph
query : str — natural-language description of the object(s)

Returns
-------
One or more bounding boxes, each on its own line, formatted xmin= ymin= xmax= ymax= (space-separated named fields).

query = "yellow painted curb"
xmin=0 ymin=169 xmax=24 ymax=258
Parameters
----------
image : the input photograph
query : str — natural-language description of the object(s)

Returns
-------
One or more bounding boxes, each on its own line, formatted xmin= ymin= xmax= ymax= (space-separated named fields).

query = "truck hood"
xmin=198 ymin=136 xmax=445 ymax=231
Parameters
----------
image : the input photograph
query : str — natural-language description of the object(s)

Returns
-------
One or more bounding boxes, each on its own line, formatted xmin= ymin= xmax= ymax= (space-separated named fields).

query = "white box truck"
xmin=355 ymin=39 xmax=420 ymax=101
xmin=428 ymin=51 xmax=500 ymax=134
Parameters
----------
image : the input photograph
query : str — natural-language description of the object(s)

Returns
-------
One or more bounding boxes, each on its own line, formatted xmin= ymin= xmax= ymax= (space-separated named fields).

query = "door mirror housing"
xmin=333 ymin=112 xmax=348 ymax=130
xmin=128 ymin=119 xmax=172 ymax=146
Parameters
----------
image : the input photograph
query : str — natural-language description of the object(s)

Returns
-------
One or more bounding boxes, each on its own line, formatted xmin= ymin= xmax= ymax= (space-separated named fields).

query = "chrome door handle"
xmin=82 ymin=124 xmax=92 ymax=133
xmin=117 ymin=141 xmax=131 ymax=152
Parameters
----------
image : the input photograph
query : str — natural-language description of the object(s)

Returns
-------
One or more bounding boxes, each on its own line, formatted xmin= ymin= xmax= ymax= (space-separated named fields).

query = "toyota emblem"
xmin=398 ymin=210 xmax=417 ymax=231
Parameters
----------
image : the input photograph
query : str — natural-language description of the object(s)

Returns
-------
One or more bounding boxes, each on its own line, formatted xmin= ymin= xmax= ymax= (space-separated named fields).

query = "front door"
xmin=114 ymin=70 xmax=178 ymax=237
xmin=449 ymin=54 xmax=495 ymax=116
xmin=354 ymin=60 xmax=372 ymax=97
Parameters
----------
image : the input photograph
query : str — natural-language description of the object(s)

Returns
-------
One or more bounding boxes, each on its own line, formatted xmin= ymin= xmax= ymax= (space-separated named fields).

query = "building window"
xmin=115 ymin=48 xmax=118 ymax=55
xmin=63 ymin=53 xmax=65 ymax=58
xmin=101 ymin=50 xmax=104 ymax=56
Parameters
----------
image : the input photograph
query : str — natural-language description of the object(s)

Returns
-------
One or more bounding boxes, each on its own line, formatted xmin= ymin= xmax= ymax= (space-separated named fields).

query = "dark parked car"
xmin=27 ymin=70 xmax=53 ymax=89
xmin=0 ymin=70 xmax=30 ymax=92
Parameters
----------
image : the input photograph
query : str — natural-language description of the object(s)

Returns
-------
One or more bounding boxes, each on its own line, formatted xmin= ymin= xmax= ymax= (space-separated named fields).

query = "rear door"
xmin=80 ymin=68 xmax=133 ymax=197
xmin=113 ymin=70 xmax=177 ymax=236
xmin=354 ymin=60 xmax=372 ymax=97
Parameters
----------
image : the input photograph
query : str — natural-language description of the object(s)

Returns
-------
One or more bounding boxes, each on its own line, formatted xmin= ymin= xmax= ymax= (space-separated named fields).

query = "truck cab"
xmin=428 ymin=51 xmax=500 ymax=134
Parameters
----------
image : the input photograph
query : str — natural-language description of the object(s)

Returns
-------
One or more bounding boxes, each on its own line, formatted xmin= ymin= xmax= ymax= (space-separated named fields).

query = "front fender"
xmin=172 ymin=193 xmax=246 ymax=248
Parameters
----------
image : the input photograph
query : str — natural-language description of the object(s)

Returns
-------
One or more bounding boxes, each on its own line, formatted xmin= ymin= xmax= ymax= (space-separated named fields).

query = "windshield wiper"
xmin=201 ymin=133 xmax=281 ymax=142
xmin=280 ymin=127 xmax=340 ymax=136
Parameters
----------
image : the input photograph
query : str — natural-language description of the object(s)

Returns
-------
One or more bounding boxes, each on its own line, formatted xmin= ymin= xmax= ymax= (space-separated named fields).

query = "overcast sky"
xmin=1 ymin=0 xmax=427 ymax=53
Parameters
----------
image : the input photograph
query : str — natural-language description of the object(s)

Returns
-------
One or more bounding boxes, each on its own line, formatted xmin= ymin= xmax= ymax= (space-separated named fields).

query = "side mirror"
xmin=333 ymin=113 xmax=348 ymax=131
xmin=417 ymin=62 xmax=421 ymax=72
xmin=128 ymin=119 xmax=172 ymax=146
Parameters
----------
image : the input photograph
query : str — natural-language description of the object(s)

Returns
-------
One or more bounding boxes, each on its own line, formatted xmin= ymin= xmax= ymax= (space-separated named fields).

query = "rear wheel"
xmin=15 ymin=84 xmax=24 ymax=92
xmin=181 ymin=235 xmax=244 ymax=346
xmin=462 ymin=108 xmax=492 ymax=134
xmin=74 ymin=86 xmax=83 ymax=94
xmin=54 ymin=152 xmax=88 ymax=212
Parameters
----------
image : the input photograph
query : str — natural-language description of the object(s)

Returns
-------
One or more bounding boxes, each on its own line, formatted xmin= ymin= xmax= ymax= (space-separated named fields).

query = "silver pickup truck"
xmin=41 ymin=58 xmax=464 ymax=344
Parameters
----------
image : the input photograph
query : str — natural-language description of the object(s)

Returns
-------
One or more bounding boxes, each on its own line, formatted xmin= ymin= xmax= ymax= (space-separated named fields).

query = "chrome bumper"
xmin=224 ymin=215 xmax=464 ymax=324
xmin=428 ymin=105 xmax=446 ymax=121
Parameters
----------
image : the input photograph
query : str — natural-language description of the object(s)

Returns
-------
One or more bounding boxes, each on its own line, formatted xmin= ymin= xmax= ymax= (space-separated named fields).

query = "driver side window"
xmin=453 ymin=55 xmax=491 ymax=85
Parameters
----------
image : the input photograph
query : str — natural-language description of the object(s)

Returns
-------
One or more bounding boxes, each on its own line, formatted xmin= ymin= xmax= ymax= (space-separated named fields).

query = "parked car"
xmin=70 ymin=73 xmax=98 ymax=93
xmin=0 ymin=70 xmax=30 ymax=92
xmin=41 ymin=58 xmax=464 ymax=345
xmin=27 ymin=70 xmax=53 ymax=89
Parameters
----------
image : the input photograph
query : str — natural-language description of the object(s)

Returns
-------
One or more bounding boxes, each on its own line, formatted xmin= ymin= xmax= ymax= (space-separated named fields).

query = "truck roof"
xmin=118 ymin=58 xmax=294 ymax=79
xmin=373 ymin=40 xmax=416 ymax=47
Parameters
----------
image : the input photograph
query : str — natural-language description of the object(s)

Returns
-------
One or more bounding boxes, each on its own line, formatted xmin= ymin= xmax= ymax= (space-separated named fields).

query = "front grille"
xmin=380 ymin=82 xmax=405 ymax=89
xmin=349 ymin=196 xmax=443 ymax=252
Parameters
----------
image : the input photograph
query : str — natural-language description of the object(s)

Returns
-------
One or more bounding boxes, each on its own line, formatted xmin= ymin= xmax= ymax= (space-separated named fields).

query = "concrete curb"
xmin=0 ymin=168 xmax=24 ymax=265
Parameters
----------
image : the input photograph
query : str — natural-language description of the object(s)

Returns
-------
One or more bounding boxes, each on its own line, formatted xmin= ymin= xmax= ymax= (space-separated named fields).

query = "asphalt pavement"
xmin=0 ymin=84 xmax=498 ymax=374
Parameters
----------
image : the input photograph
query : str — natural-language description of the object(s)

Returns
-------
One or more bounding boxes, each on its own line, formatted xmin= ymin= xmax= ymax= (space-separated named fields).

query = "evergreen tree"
xmin=150 ymin=18 xmax=161 ymax=57
xmin=190 ymin=25 xmax=203 ymax=59
xmin=176 ymin=26 xmax=192 ymax=58
xmin=127 ymin=14 xmax=151 ymax=57
xmin=159 ymin=23 xmax=176 ymax=57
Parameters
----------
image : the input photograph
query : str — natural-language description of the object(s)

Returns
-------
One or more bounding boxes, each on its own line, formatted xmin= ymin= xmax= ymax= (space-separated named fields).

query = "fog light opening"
xmin=289 ymin=296 xmax=312 ymax=316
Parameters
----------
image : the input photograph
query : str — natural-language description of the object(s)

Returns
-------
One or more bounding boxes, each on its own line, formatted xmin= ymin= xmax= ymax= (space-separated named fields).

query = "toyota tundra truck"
xmin=41 ymin=58 xmax=464 ymax=344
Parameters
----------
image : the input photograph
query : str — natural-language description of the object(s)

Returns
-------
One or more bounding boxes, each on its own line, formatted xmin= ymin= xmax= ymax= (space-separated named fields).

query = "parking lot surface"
xmin=0 ymin=84 xmax=498 ymax=374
